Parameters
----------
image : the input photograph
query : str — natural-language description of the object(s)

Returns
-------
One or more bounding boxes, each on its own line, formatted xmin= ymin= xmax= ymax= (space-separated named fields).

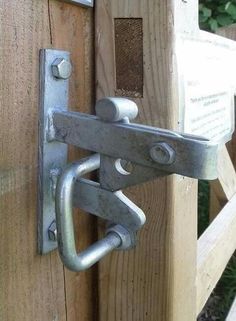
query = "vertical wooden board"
xmin=48 ymin=2 xmax=97 ymax=320
xmin=96 ymin=1 xmax=198 ymax=321
xmin=209 ymin=187 xmax=225 ymax=222
xmin=0 ymin=1 xmax=66 ymax=320
xmin=210 ymin=25 xmax=236 ymax=218
xmin=197 ymin=194 xmax=236 ymax=313
xmin=0 ymin=1 xmax=96 ymax=321
xmin=209 ymin=150 xmax=236 ymax=221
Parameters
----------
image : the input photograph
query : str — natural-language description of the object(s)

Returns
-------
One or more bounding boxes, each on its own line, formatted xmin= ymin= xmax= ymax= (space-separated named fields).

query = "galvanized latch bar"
xmin=50 ymin=108 xmax=218 ymax=182
xmin=38 ymin=49 xmax=219 ymax=272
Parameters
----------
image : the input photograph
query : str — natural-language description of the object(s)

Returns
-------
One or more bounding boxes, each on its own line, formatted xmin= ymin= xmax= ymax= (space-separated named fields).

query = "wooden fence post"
xmin=95 ymin=1 xmax=199 ymax=320
xmin=210 ymin=25 xmax=236 ymax=220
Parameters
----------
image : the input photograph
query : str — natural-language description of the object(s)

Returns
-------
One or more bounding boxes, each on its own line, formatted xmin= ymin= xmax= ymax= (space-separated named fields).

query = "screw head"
xmin=150 ymin=142 xmax=176 ymax=165
xmin=51 ymin=58 xmax=72 ymax=80
xmin=48 ymin=221 xmax=57 ymax=242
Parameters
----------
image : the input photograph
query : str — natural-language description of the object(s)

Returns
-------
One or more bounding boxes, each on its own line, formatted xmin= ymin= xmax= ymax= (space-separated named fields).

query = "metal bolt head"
xmin=51 ymin=58 xmax=72 ymax=80
xmin=48 ymin=221 xmax=57 ymax=242
xmin=150 ymin=142 xmax=176 ymax=165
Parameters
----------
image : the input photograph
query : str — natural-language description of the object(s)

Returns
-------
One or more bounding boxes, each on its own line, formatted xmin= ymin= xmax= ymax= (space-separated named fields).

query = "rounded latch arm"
xmin=55 ymin=153 xmax=124 ymax=271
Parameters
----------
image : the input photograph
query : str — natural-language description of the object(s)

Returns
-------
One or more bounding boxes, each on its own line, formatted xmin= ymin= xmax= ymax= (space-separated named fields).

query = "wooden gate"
xmin=1 ymin=1 xmax=236 ymax=321
xmin=0 ymin=1 xmax=96 ymax=320
xmin=96 ymin=2 xmax=236 ymax=321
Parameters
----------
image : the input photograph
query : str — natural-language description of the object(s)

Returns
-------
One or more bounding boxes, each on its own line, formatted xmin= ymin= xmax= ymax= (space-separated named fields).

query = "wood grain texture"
xmin=197 ymin=194 xmax=236 ymax=315
xmin=48 ymin=3 xmax=97 ymax=320
xmin=209 ymin=147 xmax=236 ymax=220
xmin=209 ymin=186 xmax=225 ymax=222
xmin=210 ymin=146 xmax=236 ymax=213
xmin=0 ymin=1 xmax=96 ymax=320
xmin=96 ymin=1 xmax=198 ymax=321
xmin=217 ymin=147 xmax=236 ymax=200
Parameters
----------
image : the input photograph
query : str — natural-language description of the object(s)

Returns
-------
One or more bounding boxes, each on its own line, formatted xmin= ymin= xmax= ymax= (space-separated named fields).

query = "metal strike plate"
xmin=60 ymin=0 xmax=93 ymax=7
xmin=38 ymin=49 xmax=69 ymax=254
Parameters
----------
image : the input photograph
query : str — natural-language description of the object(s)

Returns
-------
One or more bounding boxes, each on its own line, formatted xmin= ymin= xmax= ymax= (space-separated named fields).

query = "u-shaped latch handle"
xmin=55 ymin=154 xmax=133 ymax=272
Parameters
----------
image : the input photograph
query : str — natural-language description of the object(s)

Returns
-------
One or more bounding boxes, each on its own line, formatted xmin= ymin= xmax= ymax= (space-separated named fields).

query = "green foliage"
xmin=198 ymin=181 xmax=210 ymax=237
xmin=199 ymin=0 xmax=236 ymax=32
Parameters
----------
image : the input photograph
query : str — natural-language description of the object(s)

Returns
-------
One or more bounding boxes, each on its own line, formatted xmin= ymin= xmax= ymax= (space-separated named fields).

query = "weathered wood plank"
xmin=210 ymin=25 xmax=236 ymax=219
xmin=217 ymin=147 xmax=236 ymax=200
xmin=0 ymin=1 xmax=96 ymax=320
xmin=210 ymin=146 xmax=236 ymax=218
xmin=0 ymin=1 xmax=66 ymax=320
xmin=96 ymin=1 xmax=198 ymax=320
xmin=209 ymin=186 xmax=225 ymax=222
xmin=197 ymin=194 xmax=236 ymax=315
xmin=48 ymin=3 xmax=97 ymax=320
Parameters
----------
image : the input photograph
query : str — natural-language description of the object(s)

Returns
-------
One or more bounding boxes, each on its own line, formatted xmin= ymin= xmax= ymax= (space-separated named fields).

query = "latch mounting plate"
xmin=38 ymin=49 xmax=69 ymax=254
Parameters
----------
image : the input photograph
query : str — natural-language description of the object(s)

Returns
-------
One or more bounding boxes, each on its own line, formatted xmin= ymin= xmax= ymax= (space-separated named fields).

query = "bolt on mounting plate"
xmin=38 ymin=49 xmax=69 ymax=254
xmin=51 ymin=58 xmax=72 ymax=80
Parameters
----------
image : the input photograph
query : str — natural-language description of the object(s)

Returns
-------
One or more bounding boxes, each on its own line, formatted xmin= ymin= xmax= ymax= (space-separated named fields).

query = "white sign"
xmin=177 ymin=35 xmax=235 ymax=143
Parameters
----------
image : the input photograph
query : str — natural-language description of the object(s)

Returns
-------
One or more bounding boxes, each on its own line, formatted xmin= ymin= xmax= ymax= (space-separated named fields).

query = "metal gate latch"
xmin=38 ymin=49 xmax=219 ymax=271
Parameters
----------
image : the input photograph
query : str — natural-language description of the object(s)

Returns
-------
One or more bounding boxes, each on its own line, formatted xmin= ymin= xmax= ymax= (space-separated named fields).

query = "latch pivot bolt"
xmin=51 ymin=58 xmax=72 ymax=80
xmin=150 ymin=142 xmax=176 ymax=165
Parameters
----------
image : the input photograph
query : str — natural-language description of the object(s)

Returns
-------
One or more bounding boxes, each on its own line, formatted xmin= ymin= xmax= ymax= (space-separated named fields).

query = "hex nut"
xmin=150 ymin=142 xmax=176 ymax=165
xmin=48 ymin=221 xmax=57 ymax=242
xmin=106 ymin=224 xmax=136 ymax=250
xmin=51 ymin=58 xmax=72 ymax=80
